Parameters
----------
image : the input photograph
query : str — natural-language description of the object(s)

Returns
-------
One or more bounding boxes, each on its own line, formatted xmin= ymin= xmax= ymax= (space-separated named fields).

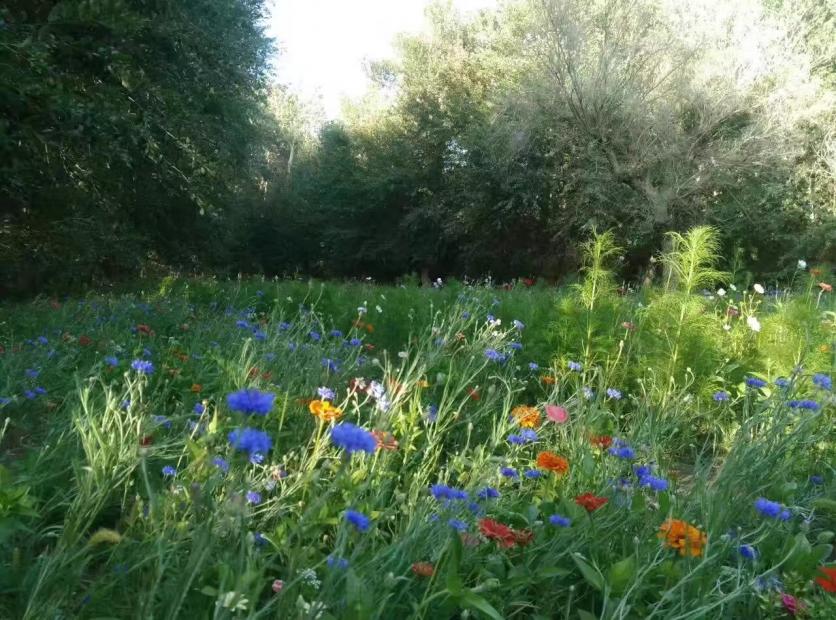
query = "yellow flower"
xmin=309 ymin=399 xmax=342 ymax=421
xmin=511 ymin=405 xmax=541 ymax=428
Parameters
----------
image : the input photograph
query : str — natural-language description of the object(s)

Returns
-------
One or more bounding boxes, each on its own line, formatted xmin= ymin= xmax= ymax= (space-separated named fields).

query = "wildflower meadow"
xmin=1 ymin=229 xmax=834 ymax=619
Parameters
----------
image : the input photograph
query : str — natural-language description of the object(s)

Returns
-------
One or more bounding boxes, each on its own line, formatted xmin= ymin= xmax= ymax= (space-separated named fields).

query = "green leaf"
xmin=606 ymin=556 xmax=635 ymax=594
xmin=459 ymin=591 xmax=504 ymax=620
xmin=446 ymin=530 xmax=464 ymax=596
xmin=572 ymin=553 xmax=604 ymax=591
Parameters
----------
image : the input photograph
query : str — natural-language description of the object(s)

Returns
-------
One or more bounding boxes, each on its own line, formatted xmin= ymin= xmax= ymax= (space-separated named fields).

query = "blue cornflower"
xmin=509 ymin=342 xmax=523 ymax=351
xmin=236 ymin=320 xmax=250 ymax=329
xmin=528 ymin=362 xmax=539 ymax=371
xmin=246 ymin=491 xmax=262 ymax=505
xmin=501 ymin=467 xmax=519 ymax=478
xmin=193 ymin=402 xmax=205 ymax=414
xmin=228 ymin=427 xmax=273 ymax=457
xmin=812 ymin=373 xmax=832 ymax=391
xmin=461 ymin=311 xmax=471 ymax=319
xmin=330 ymin=423 xmax=376 ymax=455
xmin=24 ymin=389 xmax=37 ymax=399
xmin=253 ymin=329 xmax=267 ymax=342
xmin=327 ymin=556 xmax=349 ymax=570
xmin=212 ymin=456 xmax=230 ymax=473
xmin=430 ymin=484 xmax=468 ymax=501
xmin=349 ymin=337 xmax=363 ymax=347
xmin=609 ymin=445 xmax=635 ymax=460
xmin=37 ymin=336 xmax=48 ymax=345
xmin=738 ymin=545 xmax=758 ymax=560
xmin=448 ymin=519 xmax=468 ymax=532
xmin=713 ymin=390 xmax=730 ymax=402
xmin=35 ymin=386 xmax=46 ymax=395
xmin=345 ymin=509 xmax=371 ymax=532
xmin=754 ymin=497 xmax=784 ymax=518
xmin=162 ymin=466 xmax=176 ymax=477
xmin=568 ymin=361 xmax=582 ymax=372
xmin=745 ymin=376 xmax=767 ymax=389
xmin=152 ymin=415 xmax=172 ymax=429
xmin=513 ymin=320 xmax=525 ymax=330
xmin=226 ymin=389 xmax=275 ymax=415
xmin=317 ymin=386 xmax=336 ymax=401
xmin=810 ymin=474 xmax=824 ymax=485
xmin=249 ymin=452 xmax=265 ymax=465
xmin=484 ymin=349 xmax=506 ymax=362
xmin=425 ymin=404 xmax=439 ymax=423
xmin=788 ymin=400 xmax=821 ymax=410
xmin=308 ymin=331 xmax=321 ymax=342
xmin=278 ymin=322 xmax=291 ymax=331
xmin=549 ymin=514 xmax=571 ymax=527
xmin=774 ymin=377 xmax=790 ymax=389
xmin=639 ymin=475 xmax=669 ymax=492
xmin=477 ymin=487 xmax=500 ymax=500
xmin=322 ymin=358 xmax=339 ymax=372
xmin=633 ymin=464 xmax=652 ymax=478
xmin=330 ymin=329 xmax=344 ymax=338
xmin=524 ymin=469 xmax=543 ymax=479
xmin=25 ymin=368 xmax=40 ymax=379
xmin=606 ymin=388 xmax=622 ymax=400
xmin=131 ymin=359 xmax=154 ymax=374
xmin=104 ymin=356 xmax=119 ymax=367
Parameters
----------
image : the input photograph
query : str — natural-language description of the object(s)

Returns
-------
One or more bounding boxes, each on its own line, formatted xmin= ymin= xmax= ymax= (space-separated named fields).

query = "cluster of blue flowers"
xmin=754 ymin=497 xmax=791 ymax=521
xmin=344 ymin=509 xmax=370 ymax=532
xmin=609 ymin=438 xmax=635 ymax=460
xmin=430 ymin=484 xmax=468 ymax=501
xmin=131 ymin=359 xmax=154 ymax=374
xmin=508 ymin=429 xmax=538 ymax=445
xmin=227 ymin=389 xmax=275 ymax=415
xmin=228 ymin=427 xmax=272 ymax=461
xmin=330 ymin=423 xmax=376 ymax=455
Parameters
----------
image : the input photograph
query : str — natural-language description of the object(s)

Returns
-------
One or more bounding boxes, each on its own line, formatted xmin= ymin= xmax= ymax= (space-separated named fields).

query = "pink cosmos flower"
xmin=545 ymin=404 xmax=569 ymax=423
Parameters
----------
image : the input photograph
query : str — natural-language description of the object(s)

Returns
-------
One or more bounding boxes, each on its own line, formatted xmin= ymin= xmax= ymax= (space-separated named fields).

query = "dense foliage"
xmin=0 ymin=232 xmax=834 ymax=617
xmin=2 ymin=0 xmax=835 ymax=292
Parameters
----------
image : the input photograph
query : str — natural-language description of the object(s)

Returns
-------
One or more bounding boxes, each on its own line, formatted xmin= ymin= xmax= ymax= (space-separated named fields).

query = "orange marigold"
xmin=309 ymin=399 xmax=342 ymax=421
xmin=536 ymin=451 xmax=569 ymax=474
xmin=658 ymin=519 xmax=707 ymax=557
xmin=512 ymin=405 xmax=541 ymax=428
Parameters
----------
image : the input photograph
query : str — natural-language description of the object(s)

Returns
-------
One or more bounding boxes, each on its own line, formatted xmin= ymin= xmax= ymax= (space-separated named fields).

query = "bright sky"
xmin=267 ymin=0 xmax=499 ymax=119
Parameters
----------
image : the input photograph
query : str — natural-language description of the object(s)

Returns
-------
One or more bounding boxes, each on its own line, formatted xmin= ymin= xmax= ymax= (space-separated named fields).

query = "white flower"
xmin=729 ymin=284 xmax=737 ymax=291
xmin=753 ymin=283 xmax=765 ymax=294
xmin=723 ymin=323 xmax=731 ymax=331
xmin=717 ymin=288 xmax=726 ymax=297
xmin=746 ymin=316 xmax=761 ymax=332
xmin=375 ymin=305 xmax=383 ymax=313
xmin=797 ymin=259 xmax=807 ymax=270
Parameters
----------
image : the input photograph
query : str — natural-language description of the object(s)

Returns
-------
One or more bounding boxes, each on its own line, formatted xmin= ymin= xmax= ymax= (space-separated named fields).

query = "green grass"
xmin=0 ymin=265 xmax=834 ymax=619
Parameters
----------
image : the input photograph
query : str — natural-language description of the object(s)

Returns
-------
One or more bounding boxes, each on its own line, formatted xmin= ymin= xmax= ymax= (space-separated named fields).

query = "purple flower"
xmin=713 ymin=390 xmax=730 ymax=402
xmin=738 ymin=545 xmax=757 ymax=560
xmin=524 ymin=469 xmax=543 ymax=479
xmin=606 ymin=388 xmax=622 ymax=400
xmin=25 ymin=368 xmax=40 ymax=379
xmin=426 ymin=404 xmax=439 ymax=422
xmin=754 ymin=497 xmax=783 ymax=518
xmin=226 ymin=389 xmax=275 ymax=415
xmin=477 ymin=487 xmax=499 ymax=500
xmin=568 ymin=361 xmax=582 ymax=372
xmin=501 ymin=467 xmax=519 ymax=478
xmin=788 ymin=399 xmax=820 ymax=410
xmin=430 ymin=484 xmax=468 ymax=501
xmin=246 ymin=491 xmax=262 ymax=505
xmin=131 ymin=359 xmax=154 ymax=374
xmin=528 ymin=362 xmax=539 ymax=371
xmin=162 ymin=466 xmax=176 ymax=477
xmin=104 ymin=356 xmax=119 ymax=367
xmin=448 ymin=519 xmax=468 ymax=532
xmin=484 ymin=348 xmax=506 ymax=363
xmin=193 ymin=402 xmax=205 ymax=414
xmin=745 ymin=377 xmax=766 ymax=389
xmin=327 ymin=556 xmax=349 ymax=569
xmin=609 ymin=444 xmax=635 ymax=459
xmin=812 ymin=373 xmax=832 ymax=391
xmin=212 ymin=456 xmax=230 ymax=473
xmin=317 ymin=386 xmax=336 ymax=401
xmin=638 ymin=475 xmax=669 ymax=492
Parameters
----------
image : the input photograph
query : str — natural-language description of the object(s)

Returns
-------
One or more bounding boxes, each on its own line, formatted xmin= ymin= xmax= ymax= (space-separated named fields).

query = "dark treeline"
xmin=2 ymin=0 xmax=835 ymax=295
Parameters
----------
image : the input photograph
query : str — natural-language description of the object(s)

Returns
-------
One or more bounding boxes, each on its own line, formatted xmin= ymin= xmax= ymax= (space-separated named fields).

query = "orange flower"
xmin=309 ymin=399 xmax=342 ymax=421
xmin=815 ymin=566 xmax=836 ymax=593
xmin=191 ymin=383 xmax=203 ymax=393
xmin=540 ymin=375 xmax=556 ymax=385
xmin=372 ymin=430 xmax=399 ymax=451
xmin=819 ymin=282 xmax=833 ymax=293
xmin=512 ymin=405 xmax=541 ymax=428
xmin=536 ymin=451 xmax=569 ymax=474
xmin=575 ymin=493 xmax=608 ymax=512
xmin=365 ymin=323 xmax=375 ymax=333
xmin=411 ymin=562 xmax=435 ymax=577
xmin=658 ymin=519 xmax=707 ymax=557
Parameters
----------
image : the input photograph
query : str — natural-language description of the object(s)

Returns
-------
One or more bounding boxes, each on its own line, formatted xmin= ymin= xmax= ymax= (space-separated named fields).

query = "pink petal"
xmin=546 ymin=404 xmax=569 ymax=423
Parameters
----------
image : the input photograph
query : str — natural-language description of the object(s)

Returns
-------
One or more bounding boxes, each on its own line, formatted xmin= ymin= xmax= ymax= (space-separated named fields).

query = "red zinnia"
xmin=575 ymin=493 xmax=608 ymax=512
xmin=591 ymin=435 xmax=613 ymax=450
xmin=479 ymin=518 xmax=516 ymax=548
xmin=816 ymin=566 xmax=836 ymax=593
